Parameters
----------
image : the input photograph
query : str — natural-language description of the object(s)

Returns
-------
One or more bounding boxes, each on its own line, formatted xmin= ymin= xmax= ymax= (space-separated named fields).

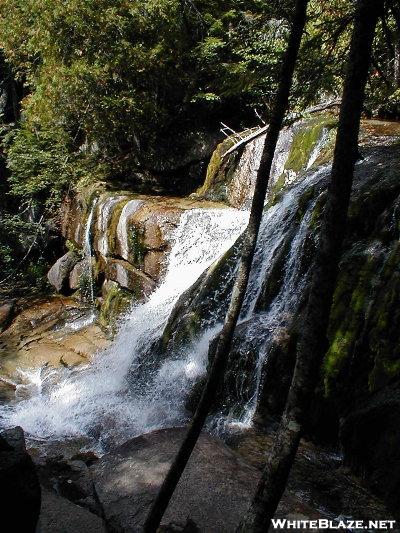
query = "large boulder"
xmin=90 ymin=427 xmax=260 ymax=532
xmin=0 ymin=299 xmax=15 ymax=332
xmin=39 ymin=490 xmax=107 ymax=533
xmin=47 ymin=251 xmax=81 ymax=293
xmin=0 ymin=427 xmax=41 ymax=532
xmin=105 ymin=258 xmax=155 ymax=296
xmin=340 ymin=385 xmax=400 ymax=519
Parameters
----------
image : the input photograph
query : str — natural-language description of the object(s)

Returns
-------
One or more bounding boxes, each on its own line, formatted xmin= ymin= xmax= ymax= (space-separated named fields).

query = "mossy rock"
xmin=128 ymin=225 xmax=146 ymax=267
xmin=267 ymin=173 xmax=286 ymax=207
xmin=99 ymin=282 xmax=133 ymax=332
xmin=107 ymin=198 xmax=130 ymax=256
xmin=161 ymin=237 xmax=242 ymax=351
xmin=284 ymin=116 xmax=337 ymax=174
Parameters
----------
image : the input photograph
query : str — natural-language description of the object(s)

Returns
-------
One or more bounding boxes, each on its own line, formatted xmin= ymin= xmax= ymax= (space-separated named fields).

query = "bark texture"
xmin=142 ymin=1 xmax=310 ymax=531
xmin=238 ymin=1 xmax=383 ymax=531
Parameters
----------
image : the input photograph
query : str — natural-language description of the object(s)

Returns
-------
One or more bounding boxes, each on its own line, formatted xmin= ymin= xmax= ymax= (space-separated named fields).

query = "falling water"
xmin=0 ymin=120 xmax=332 ymax=451
xmin=160 ymin=166 xmax=329 ymax=435
xmin=81 ymin=200 xmax=97 ymax=305
xmin=306 ymin=127 xmax=330 ymax=170
xmin=96 ymin=195 xmax=125 ymax=257
xmin=0 ymin=208 xmax=248 ymax=451
xmin=116 ymin=199 xmax=144 ymax=260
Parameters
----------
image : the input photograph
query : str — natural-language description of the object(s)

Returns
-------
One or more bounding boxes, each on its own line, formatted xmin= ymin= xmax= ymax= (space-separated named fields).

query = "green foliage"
xmin=0 ymin=0 xmax=398 ymax=297
xmin=0 ymin=0 xmax=397 ymax=199
xmin=0 ymin=213 xmax=49 ymax=291
xmin=0 ymin=0 xmax=289 ymax=171
xmin=4 ymin=125 xmax=95 ymax=209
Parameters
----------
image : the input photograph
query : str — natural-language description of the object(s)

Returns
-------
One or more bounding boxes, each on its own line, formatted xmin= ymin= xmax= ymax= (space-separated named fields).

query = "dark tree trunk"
xmin=0 ymin=53 xmax=21 ymax=123
xmin=142 ymin=1 xmax=310 ymax=531
xmin=390 ymin=3 xmax=400 ymax=88
xmin=237 ymin=1 xmax=383 ymax=531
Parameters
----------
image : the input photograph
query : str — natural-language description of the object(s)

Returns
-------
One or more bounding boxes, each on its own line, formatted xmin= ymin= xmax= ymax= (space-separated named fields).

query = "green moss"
xmin=367 ymin=244 xmax=400 ymax=390
xmin=296 ymin=186 xmax=315 ymax=222
xmin=99 ymin=283 xmax=133 ymax=332
xmin=194 ymin=135 xmax=237 ymax=202
xmin=309 ymin=193 xmax=326 ymax=230
xmin=324 ymin=252 xmax=377 ymax=395
xmin=196 ymin=144 xmax=223 ymax=196
xmin=128 ymin=226 xmax=145 ymax=266
xmin=323 ymin=233 xmax=400 ymax=399
xmin=107 ymin=199 xmax=129 ymax=255
xmin=383 ymin=359 xmax=400 ymax=378
xmin=65 ymin=240 xmax=82 ymax=254
xmin=313 ymin=127 xmax=337 ymax=167
xmin=267 ymin=174 xmax=286 ymax=208
xmin=285 ymin=117 xmax=337 ymax=173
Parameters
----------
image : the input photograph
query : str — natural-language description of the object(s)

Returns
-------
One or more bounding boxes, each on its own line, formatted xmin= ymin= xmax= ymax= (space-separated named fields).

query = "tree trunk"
xmin=390 ymin=3 xmax=400 ymax=88
xmin=237 ymin=1 xmax=383 ymax=531
xmin=142 ymin=1 xmax=309 ymax=531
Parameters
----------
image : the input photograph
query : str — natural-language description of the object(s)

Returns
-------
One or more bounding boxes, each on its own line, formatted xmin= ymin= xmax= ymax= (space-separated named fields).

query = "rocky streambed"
xmin=2 ymin=424 xmax=396 ymax=533
xmin=0 ymin=297 xmax=109 ymax=402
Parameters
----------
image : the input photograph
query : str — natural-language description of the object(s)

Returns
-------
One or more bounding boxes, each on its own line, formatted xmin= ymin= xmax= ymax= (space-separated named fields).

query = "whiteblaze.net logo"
xmin=271 ymin=519 xmax=397 ymax=530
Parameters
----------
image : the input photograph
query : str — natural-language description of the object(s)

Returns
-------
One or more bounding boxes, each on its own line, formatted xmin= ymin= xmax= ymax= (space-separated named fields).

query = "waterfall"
xmin=81 ymin=200 xmax=97 ymax=305
xmin=116 ymin=199 xmax=144 ymax=260
xmin=0 ymin=119 xmax=333 ymax=452
xmin=306 ymin=127 xmax=330 ymax=170
xmin=223 ymin=180 xmax=323 ymax=430
xmin=97 ymin=195 xmax=125 ymax=257
xmin=0 ymin=207 xmax=248 ymax=451
xmin=160 ymin=166 xmax=329 ymax=435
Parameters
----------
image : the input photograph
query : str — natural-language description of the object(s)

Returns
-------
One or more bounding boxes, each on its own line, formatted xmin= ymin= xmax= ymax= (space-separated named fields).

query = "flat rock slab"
xmin=39 ymin=490 xmax=107 ymax=533
xmin=90 ymin=427 xmax=260 ymax=532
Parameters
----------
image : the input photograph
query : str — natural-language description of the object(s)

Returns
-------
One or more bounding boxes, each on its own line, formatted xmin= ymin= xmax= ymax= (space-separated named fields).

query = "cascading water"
xmin=224 ymin=179 xmax=324 ymax=429
xmin=0 ymin=118 xmax=333 ymax=452
xmin=81 ymin=200 xmax=97 ymax=306
xmin=161 ymin=167 xmax=329 ymax=432
xmin=97 ymin=195 xmax=125 ymax=257
xmin=306 ymin=127 xmax=330 ymax=170
xmin=116 ymin=199 xmax=144 ymax=260
xmin=0 ymin=208 xmax=248 ymax=451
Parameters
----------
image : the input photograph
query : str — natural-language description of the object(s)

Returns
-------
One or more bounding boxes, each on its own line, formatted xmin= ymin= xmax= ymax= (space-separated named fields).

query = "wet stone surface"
xmin=0 ymin=297 xmax=110 ymax=399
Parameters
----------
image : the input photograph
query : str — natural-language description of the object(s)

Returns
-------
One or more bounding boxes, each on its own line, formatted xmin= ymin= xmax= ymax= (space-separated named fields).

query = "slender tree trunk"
xmin=238 ymin=1 xmax=383 ymax=531
xmin=143 ymin=1 xmax=309 ymax=531
xmin=390 ymin=3 xmax=400 ymax=88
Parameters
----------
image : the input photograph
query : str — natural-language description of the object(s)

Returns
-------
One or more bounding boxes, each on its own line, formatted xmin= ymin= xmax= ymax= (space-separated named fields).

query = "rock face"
xmin=0 ymin=297 xmax=109 ymax=381
xmin=47 ymin=251 xmax=81 ymax=293
xmin=90 ymin=427 xmax=260 ymax=532
xmin=0 ymin=300 xmax=15 ymax=332
xmin=0 ymin=427 xmax=41 ymax=533
xmin=39 ymin=490 xmax=107 ymax=533
xmin=54 ymin=190 xmax=228 ymax=327
xmin=49 ymin=114 xmax=338 ymax=324
xmin=160 ymin=120 xmax=400 ymax=513
xmin=340 ymin=385 xmax=400 ymax=517
xmin=193 ymin=116 xmax=337 ymax=209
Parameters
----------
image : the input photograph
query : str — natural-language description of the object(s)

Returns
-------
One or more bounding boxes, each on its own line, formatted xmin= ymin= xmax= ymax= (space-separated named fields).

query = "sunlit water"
xmin=0 ymin=123 xmax=333 ymax=452
xmin=0 ymin=208 xmax=248 ymax=451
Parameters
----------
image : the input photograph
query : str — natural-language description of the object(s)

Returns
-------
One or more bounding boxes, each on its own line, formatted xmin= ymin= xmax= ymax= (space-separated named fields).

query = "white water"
xmin=0 ymin=120 xmax=333 ymax=450
xmin=116 ymin=199 xmax=144 ymax=260
xmin=81 ymin=201 xmax=97 ymax=305
xmin=306 ymin=127 xmax=330 ymax=170
xmin=96 ymin=195 xmax=125 ymax=256
xmin=203 ymin=167 xmax=330 ymax=433
xmin=0 ymin=208 xmax=248 ymax=451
